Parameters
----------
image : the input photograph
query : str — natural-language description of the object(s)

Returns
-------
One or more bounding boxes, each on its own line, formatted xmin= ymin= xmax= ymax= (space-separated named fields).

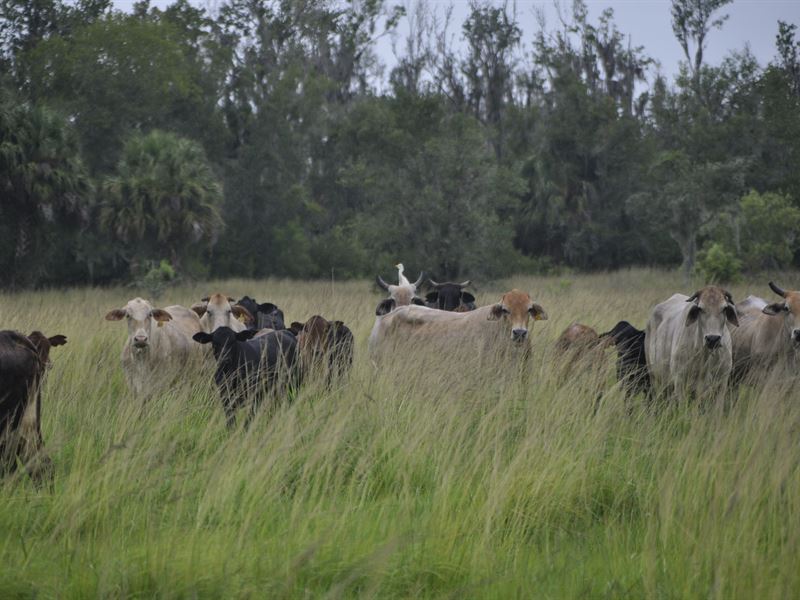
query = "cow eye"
xmin=502 ymin=307 xmax=510 ymax=315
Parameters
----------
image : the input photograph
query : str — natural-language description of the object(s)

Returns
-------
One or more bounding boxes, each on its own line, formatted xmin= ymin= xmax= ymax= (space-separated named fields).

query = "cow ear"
xmin=227 ymin=296 xmax=236 ymax=302
xmin=685 ymin=304 xmax=702 ymax=326
xmin=232 ymin=305 xmax=253 ymax=322
xmin=191 ymin=303 xmax=207 ymax=317
xmin=530 ymin=303 xmax=548 ymax=321
xmin=259 ymin=303 xmax=278 ymax=312
xmin=411 ymin=297 xmax=426 ymax=306
xmin=724 ymin=305 xmax=739 ymax=327
xmin=105 ymin=308 xmax=126 ymax=321
xmin=461 ymin=291 xmax=476 ymax=304
xmin=236 ymin=330 xmax=256 ymax=341
xmin=762 ymin=302 xmax=787 ymax=316
xmin=376 ymin=299 xmax=396 ymax=316
xmin=289 ymin=322 xmax=304 ymax=335
xmin=192 ymin=332 xmax=212 ymax=344
xmin=488 ymin=304 xmax=504 ymax=321
xmin=48 ymin=334 xmax=68 ymax=346
xmin=425 ymin=291 xmax=439 ymax=303
xmin=151 ymin=309 xmax=172 ymax=323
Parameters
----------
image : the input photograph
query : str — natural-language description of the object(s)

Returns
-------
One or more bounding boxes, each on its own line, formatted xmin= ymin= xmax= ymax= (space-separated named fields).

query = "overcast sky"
xmin=116 ymin=0 xmax=800 ymax=83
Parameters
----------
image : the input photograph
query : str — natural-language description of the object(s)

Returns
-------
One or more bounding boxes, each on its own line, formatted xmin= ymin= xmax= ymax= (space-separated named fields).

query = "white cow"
xmin=191 ymin=293 xmax=252 ymax=332
xmin=646 ymin=286 xmax=739 ymax=399
xmin=105 ymin=298 xmax=203 ymax=396
xmin=374 ymin=263 xmax=425 ymax=315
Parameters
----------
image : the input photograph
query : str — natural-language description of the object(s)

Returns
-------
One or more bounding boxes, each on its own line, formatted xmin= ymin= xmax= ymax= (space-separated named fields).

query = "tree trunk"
xmin=672 ymin=230 xmax=697 ymax=284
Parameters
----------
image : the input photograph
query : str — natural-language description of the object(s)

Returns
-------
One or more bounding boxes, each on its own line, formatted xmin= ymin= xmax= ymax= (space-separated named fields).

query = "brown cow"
xmin=554 ymin=323 xmax=602 ymax=355
xmin=289 ymin=316 xmax=354 ymax=387
xmin=191 ymin=293 xmax=253 ymax=333
xmin=0 ymin=330 xmax=67 ymax=480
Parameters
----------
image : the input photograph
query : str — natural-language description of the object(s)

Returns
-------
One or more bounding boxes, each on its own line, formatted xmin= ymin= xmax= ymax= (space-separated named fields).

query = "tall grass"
xmin=0 ymin=270 xmax=798 ymax=598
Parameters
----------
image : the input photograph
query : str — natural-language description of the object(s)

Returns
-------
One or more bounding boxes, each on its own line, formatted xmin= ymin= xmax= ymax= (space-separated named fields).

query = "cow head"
xmin=192 ymin=293 xmax=253 ymax=332
xmin=376 ymin=266 xmax=425 ymax=310
xmin=599 ymin=321 xmax=645 ymax=356
xmin=105 ymin=298 xmax=172 ymax=352
xmin=425 ymin=280 xmax=476 ymax=311
xmin=193 ymin=326 xmax=255 ymax=361
xmin=487 ymin=289 xmax=548 ymax=343
xmin=289 ymin=315 xmax=331 ymax=354
xmin=685 ymin=286 xmax=739 ymax=350
xmin=257 ymin=303 xmax=285 ymax=330
xmin=27 ymin=331 xmax=67 ymax=370
xmin=762 ymin=281 xmax=800 ymax=348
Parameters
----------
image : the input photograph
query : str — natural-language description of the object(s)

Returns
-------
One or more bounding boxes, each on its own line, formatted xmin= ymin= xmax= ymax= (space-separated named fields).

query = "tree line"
xmin=1 ymin=0 xmax=799 ymax=287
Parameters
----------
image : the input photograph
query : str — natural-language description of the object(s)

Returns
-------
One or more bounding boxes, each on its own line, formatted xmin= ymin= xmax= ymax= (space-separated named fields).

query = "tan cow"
xmin=646 ymin=286 xmax=739 ymax=399
xmin=369 ymin=288 xmax=547 ymax=358
xmin=105 ymin=298 xmax=203 ymax=396
xmin=191 ymin=293 xmax=253 ymax=332
xmin=375 ymin=263 xmax=425 ymax=315
xmin=732 ymin=281 xmax=800 ymax=379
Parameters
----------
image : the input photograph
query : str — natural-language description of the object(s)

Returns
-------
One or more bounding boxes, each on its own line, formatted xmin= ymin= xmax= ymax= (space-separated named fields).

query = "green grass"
xmin=0 ymin=270 xmax=798 ymax=598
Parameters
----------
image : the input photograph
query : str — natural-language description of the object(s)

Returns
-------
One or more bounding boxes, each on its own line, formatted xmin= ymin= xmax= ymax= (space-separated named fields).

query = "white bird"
xmin=395 ymin=263 xmax=411 ymax=286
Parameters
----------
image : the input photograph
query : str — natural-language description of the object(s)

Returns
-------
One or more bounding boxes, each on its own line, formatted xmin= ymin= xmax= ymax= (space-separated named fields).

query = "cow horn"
xmin=376 ymin=275 xmax=390 ymax=291
xmin=458 ymin=280 xmax=471 ymax=288
xmin=686 ymin=291 xmax=700 ymax=303
xmin=413 ymin=272 xmax=424 ymax=288
xmin=769 ymin=281 xmax=787 ymax=298
xmin=428 ymin=279 xmax=441 ymax=288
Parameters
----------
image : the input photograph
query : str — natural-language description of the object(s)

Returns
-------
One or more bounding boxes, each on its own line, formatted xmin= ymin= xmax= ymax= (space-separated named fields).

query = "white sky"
xmin=114 ymin=0 xmax=800 ymax=84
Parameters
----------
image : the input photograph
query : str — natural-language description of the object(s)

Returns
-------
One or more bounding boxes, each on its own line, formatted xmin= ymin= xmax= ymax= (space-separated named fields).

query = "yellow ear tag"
xmin=534 ymin=314 xmax=545 ymax=321
xmin=157 ymin=321 xmax=164 ymax=328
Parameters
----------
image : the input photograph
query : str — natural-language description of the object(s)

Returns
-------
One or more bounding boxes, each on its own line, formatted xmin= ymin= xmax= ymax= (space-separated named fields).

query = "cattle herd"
xmin=1 ymin=261 xmax=798 ymax=481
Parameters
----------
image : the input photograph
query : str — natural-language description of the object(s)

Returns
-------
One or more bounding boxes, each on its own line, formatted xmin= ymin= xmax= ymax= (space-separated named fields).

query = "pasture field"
xmin=0 ymin=270 xmax=798 ymax=598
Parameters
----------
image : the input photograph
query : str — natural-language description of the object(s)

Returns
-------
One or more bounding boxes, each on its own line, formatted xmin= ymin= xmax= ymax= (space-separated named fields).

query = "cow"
xmin=375 ymin=263 xmax=425 ymax=316
xmin=191 ymin=293 xmax=253 ymax=333
xmin=288 ymin=316 xmax=354 ymax=387
xmin=554 ymin=323 xmax=601 ymax=355
xmin=599 ymin=321 xmax=650 ymax=398
xmin=424 ymin=280 xmax=476 ymax=312
xmin=236 ymin=296 xmax=286 ymax=331
xmin=369 ymin=288 xmax=547 ymax=359
xmin=0 ymin=330 xmax=67 ymax=480
xmin=105 ymin=298 xmax=203 ymax=396
xmin=732 ymin=281 xmax=800 ymax=380
xmin=192 ymin=326 xmax=298 ymax=427
xmin=645 ymin=287 xmax=739 ymax=400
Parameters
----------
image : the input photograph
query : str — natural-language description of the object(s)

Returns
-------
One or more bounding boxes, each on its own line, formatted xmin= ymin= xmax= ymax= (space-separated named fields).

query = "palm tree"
xmin=100 ymin=130 xmax=224 ymax=271
xmin=0 ymin=101 xmax=91 ymax=285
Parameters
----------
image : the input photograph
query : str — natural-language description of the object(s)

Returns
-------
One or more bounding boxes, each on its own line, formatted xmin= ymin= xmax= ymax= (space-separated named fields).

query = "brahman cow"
xmin=0 ymin=330 xmax=67 ymax=480
xmin=236 ymin=296 xmax=286 ymax=331
xmin=191 ymin=293 xmax=253 ymax=332
xmin=289 ymin=316 xmax=354 ymax=387
xmin=425 ymin=280 xmax=476 ymax=312
xmin=600 ymin=321 xmax=650 ymax=398
xmin=554 ymin=323 xmax=601 ymax=355
xmin=646 ymin=287 xmax=739 ymax=399
xmin=369 ymin=288 xmax=547 ymax=359
xmin=105 ymin=298 xmax=203 ymax=396
xmin=192 ymin=326 xmax=298 ymax=427
xmin=375 ymin=263 xmax=425 ymax=316
xmin=732 ymin=281 xmax=800 ymax=380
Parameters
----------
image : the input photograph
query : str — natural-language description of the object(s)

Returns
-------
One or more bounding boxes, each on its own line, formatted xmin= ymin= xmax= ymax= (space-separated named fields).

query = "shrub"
xmin=696 ymin=243 xmax=742 ymax=284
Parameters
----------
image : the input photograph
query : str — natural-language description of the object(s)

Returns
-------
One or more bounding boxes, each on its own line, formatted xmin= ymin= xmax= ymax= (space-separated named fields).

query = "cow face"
xmin=257 ymin=303 xmax=285 ymax=330
xmin=192 ymin=293 xmax=252 ymax=332
xmin=488 ymin=289 xmax=548 ymax=343
xmin=762 ymin=281 xmax=800 ymax=348
xmin=105 ymin=298 xmax=172 ymax=352
xmin=425 ymin=280 xmax=475 ymax=311
xmin=193 ymin=327 xmax=255 ymax=361
xmin=685 ymin=287 xmax=738 ymax=350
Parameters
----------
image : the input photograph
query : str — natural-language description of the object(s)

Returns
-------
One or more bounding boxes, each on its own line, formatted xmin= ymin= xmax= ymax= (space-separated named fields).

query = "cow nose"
xmin=133 ymin=335 xmax=148 ymax=346
xmin=704 ymin=334 xmax=721 ymax=350
xmin=793 ymin=330 xmax=800 ymax=343
xmin=512 ymin=328 xmax=528 ymax=342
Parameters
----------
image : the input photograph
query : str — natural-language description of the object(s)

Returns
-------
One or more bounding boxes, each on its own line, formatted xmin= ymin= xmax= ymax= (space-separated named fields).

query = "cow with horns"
xmin=424 ymin=280 xmax=476 ymax=312
xmin=375 ymin=263 xmax=425 ymax=316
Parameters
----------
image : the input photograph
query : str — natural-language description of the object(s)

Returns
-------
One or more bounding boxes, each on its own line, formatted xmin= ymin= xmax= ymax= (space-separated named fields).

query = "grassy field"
xmin=0 ymin=269 xmax=798 ymax=598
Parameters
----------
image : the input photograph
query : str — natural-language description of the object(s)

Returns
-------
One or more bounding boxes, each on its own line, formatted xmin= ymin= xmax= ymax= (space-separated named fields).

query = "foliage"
xmin=99 ymin=130 xmax=223 ymax=275
xmin=739 ymin=190 xmax=800 ymax=271
xmin=134 ymin=258 xmax=177 ymax=299
xmin=696 ymin=242 xmax=741 ymax=283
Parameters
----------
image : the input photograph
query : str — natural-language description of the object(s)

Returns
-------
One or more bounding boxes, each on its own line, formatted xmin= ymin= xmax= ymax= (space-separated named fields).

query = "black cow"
xmin=0 ymin=330 xmax=67 ymax=480
xmin=375 ymin=296 xmax=425 ymax=316
xmin=425 ymin=280 xmax=476 ymax=312
xmin=236 ymin=296 xmax=286 ymax=330
xmin=193 ymin=326 xmax=298 ymax=427
xmin=599 ymin=321 xmax=650 ymax=398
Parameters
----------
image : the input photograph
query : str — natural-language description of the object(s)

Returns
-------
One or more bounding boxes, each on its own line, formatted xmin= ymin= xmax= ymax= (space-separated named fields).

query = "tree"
xmin=100 ymin=130 xmax=223 ymax=273
xmin=739 ymin=190 xmax=800 ymax=271
xmin=0 ymin=101 xmax=91 ymax=286
xmin=671 ymin=0 xmax=733 ymax=95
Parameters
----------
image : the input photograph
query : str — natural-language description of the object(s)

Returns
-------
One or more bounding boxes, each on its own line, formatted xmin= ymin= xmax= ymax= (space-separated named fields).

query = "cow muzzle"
xmin=704 ymin=334 xmax=722 ymax=350
xmin=133 ymin=335 xmax=149 ymax=349
xmin=511 ymin=328 xmax=528 ymax=343
xmin=792 ymin=329 xmax=800 ymax=346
